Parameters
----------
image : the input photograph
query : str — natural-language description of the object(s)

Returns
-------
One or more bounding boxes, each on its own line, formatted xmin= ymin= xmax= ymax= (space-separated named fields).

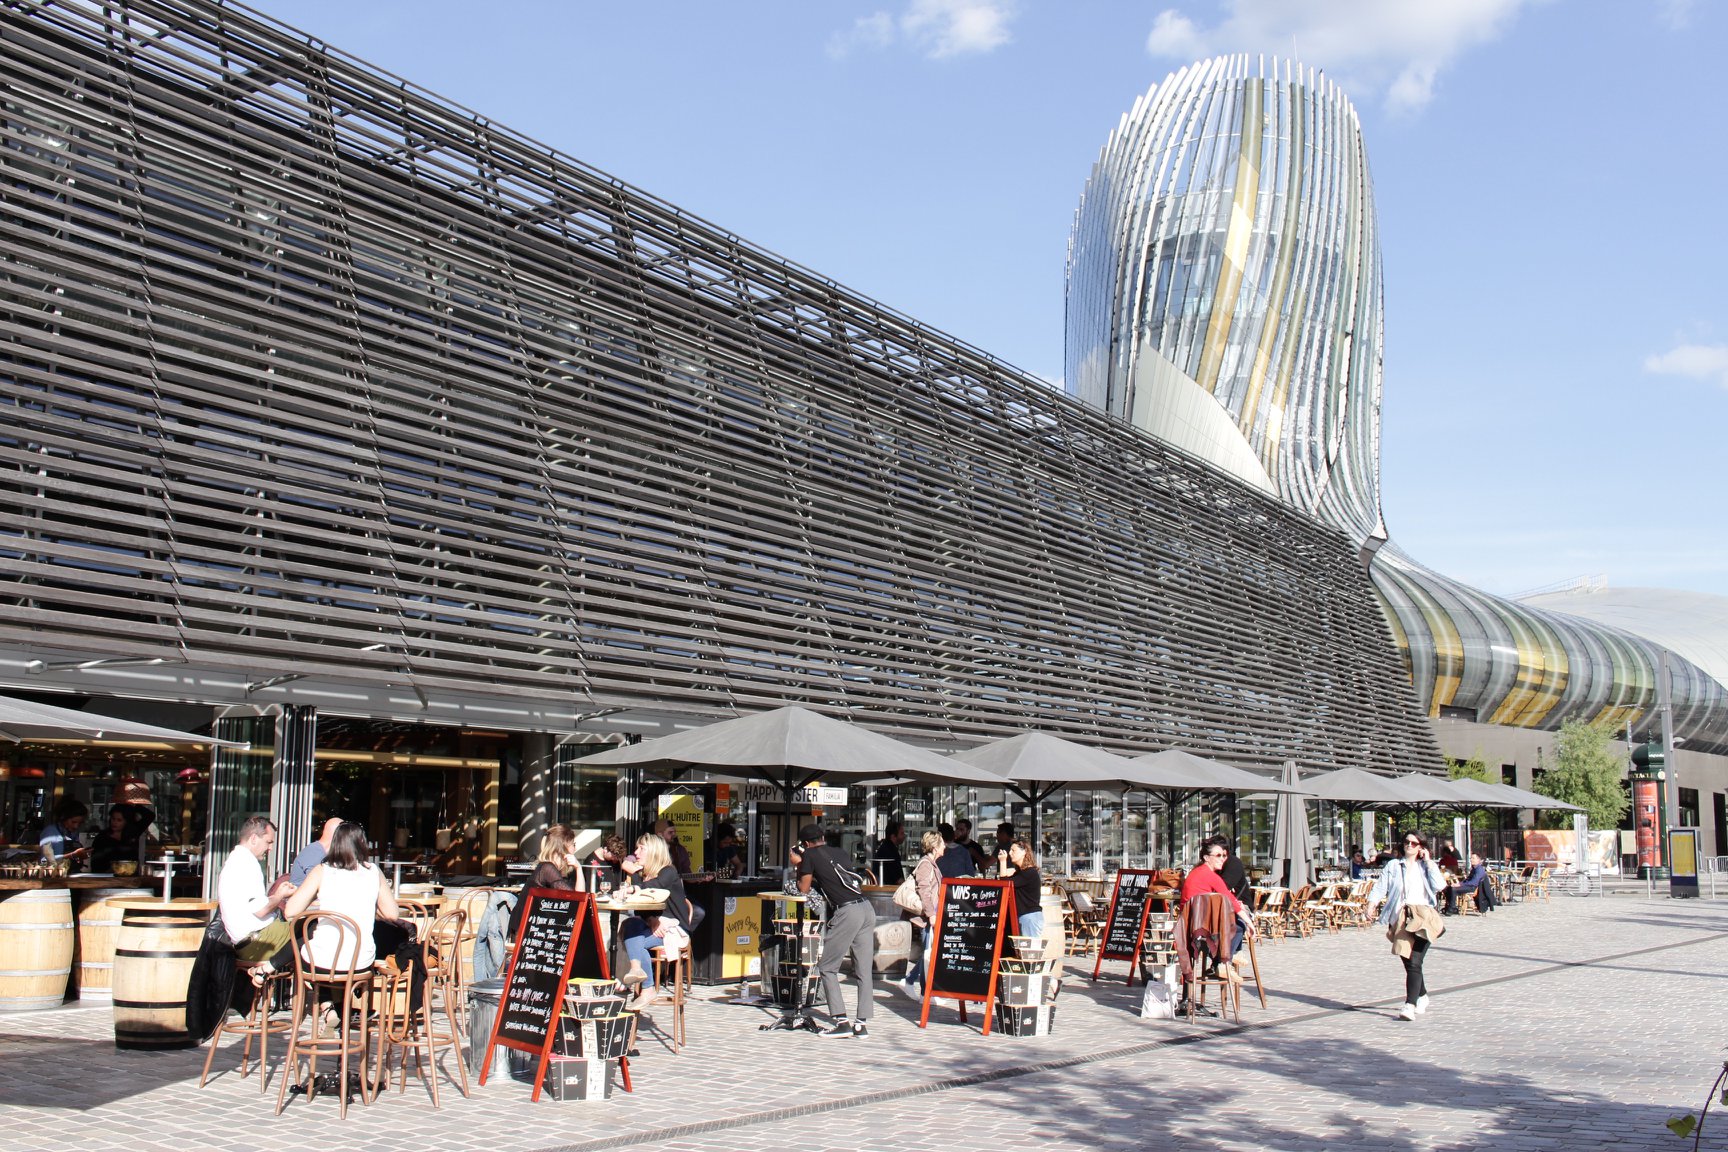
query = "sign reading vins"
xmin=920 ymin=877 xmax=1015 ymax=1034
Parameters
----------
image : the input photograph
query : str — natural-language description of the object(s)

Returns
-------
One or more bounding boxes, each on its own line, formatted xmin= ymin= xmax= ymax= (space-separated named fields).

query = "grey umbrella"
xmin=1271 ymin=761 xmax=1315 ymax=889
xmin=949 ymin=731 xmax=1144 ymax=854
xmin=0 ymin=692 xmax=247 ymax=747
xmin=1124 ymin=748 xmax=1306 ymax=866
xmin=1449 ymin=777 xmax=1584 ymax=813
xmin=579 ymin=705 xmax=1002 ymax=856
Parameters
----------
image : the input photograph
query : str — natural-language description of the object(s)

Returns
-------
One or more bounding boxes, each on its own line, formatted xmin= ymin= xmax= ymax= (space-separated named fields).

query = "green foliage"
xmin=1535 ymin=720 xmax=1630 ymax=829
xmin=1669 ymin=1113 xmax=1698 ymax=1140
xmin=1447 ymin=754 xmax=1493 ymax=783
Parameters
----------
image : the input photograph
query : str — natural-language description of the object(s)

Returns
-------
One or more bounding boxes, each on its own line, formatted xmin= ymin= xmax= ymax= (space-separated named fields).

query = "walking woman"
xmin=1369 ymin=830 xmax=1446 ymax=1020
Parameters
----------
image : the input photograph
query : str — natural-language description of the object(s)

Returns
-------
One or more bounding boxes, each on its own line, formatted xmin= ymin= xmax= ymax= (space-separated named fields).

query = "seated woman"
xmin=1178 ymin=836 xmax=1254 ymax=979
xmin=617 ymin=833 xmax=695 ymax=1010
xmin=508 ymin=823 xmax=587 ymax=941
xmin=283 ymin=822 xmax=399 ymax=974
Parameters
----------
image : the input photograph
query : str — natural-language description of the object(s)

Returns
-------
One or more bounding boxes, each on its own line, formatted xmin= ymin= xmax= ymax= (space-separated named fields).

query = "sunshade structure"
xmin=579 ymin=705 xmax=1002 ymax=851
xmin=0 ymin=693 xmax=246 ymax=748
xmin=1271 ymin=762 xmax=1315 ymax=889
xmin=1298 ymin=766 xmax=1432 ymax=812
xmin=950 ymin=731 xmax=1144 ymax=846
xmin=1445 ymin=776 xmax=1584 ymax=813
xmin=1125 ymin=748 xmax=1307 ymax=866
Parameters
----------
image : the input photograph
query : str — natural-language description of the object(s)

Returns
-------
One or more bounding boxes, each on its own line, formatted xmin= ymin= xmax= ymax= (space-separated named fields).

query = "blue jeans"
xmin=620 ymin=917 xmax=665 ymax=989
xmin=906 ymin=924 xmax=929 ymax=987
xmin=1018 ymin=910 xmax=1045 ymax=938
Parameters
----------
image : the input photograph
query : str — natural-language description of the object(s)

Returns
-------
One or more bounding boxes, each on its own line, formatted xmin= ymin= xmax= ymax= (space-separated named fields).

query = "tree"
xmin=1447 ymin=753 xmax=1496 ymax=831
xmin=1533 ymin=719 xmax=1630 ymax=830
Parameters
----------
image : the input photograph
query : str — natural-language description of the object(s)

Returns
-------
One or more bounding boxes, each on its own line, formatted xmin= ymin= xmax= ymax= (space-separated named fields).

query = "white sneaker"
xmin=1415 ymin=995 xmax=1430 ymax=1015
xmin=1397 ymin=1002 xmax=1417 ymax=1021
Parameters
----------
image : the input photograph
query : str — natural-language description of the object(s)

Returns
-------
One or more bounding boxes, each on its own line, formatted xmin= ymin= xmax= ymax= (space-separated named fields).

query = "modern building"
xmin=1064 ymin=54 xmax=1728 ymax=843
xmin=0 ymin=1 xmax=1442 ymax=878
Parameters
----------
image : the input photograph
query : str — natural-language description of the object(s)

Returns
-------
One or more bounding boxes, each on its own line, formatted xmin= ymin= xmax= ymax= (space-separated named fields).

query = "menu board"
xmin=920 ymin=878 xmax=1015 ymax=1035
xmin=481 ymin=889 xmax=606 ymax=1099
xmin=1093 ymin=868 xmax=1155 ymax=984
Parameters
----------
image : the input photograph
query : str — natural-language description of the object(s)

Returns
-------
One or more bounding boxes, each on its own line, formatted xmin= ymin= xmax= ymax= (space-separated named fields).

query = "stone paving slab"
xmin=3 ymin=891 xmax=1724 ymax=1151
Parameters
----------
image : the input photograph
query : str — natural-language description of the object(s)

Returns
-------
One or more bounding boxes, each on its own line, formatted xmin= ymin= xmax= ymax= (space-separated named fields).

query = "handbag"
xmin=892 ymin=873 xmax=923 ymax=916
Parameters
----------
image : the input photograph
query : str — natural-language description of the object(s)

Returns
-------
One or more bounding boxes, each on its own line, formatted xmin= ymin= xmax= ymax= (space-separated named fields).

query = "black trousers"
xmin=1401 ymin=934 xmax=1430 ymax=1004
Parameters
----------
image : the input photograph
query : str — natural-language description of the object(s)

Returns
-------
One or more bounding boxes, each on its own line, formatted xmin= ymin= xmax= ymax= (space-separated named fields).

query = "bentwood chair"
xmin=200 ymin=960 xmax=293 ymax=1093
xmin=276 ymin=911 xmax=378 ymax=1119
xmin=377 ymin=908 xmax=470 ymax=1107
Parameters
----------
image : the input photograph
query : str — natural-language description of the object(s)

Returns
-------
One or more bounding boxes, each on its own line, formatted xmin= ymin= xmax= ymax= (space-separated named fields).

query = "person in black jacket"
xmin=797 ymin=824 xmax=874 ymax=1038
xmin=1443 ymin=853 xmax=1498 ymax=915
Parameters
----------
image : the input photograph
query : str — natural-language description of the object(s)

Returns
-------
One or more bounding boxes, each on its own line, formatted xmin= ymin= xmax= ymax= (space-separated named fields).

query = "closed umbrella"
xmin=1271 ymin=762 xmax=1314 ymax=890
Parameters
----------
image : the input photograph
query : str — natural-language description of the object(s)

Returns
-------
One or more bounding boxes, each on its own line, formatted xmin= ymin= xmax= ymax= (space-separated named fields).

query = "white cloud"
xmin=1143 ymin=0 xmax=1543 ymax=114
xmin=829 ymin=0 xmax=1015 ymax=61
xmin=1658 ymin=0 xmax=1696 ymax=30
xmin=1644 ymin=343 xmax=1728 ymax=390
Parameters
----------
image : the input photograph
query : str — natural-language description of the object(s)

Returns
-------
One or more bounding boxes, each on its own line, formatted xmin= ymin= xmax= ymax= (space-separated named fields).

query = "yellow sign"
xmin=658 ymin=791 xmax=706 ymax=873
xmin=720 ymin=895 xmax=763 ymax=979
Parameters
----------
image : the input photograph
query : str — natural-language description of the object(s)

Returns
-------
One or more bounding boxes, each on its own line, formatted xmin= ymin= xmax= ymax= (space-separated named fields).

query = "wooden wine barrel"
xmin=1039 ymin=888 xmax=1067 ymax=961
xmin=0 ymin=888 xmax=74 ymax=1012
xmin=111 ymin=899 xmax=213 ymax=1050
xmin=75 ymin=887 xmax=144 ymax=1001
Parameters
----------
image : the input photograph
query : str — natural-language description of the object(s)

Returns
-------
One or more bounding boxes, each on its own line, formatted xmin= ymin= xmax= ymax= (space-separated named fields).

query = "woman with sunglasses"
xmin=1368 ymin=831 xmax=1447 ymax=1020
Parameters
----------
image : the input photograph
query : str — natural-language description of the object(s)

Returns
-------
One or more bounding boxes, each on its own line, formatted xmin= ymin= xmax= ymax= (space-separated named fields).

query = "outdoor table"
xmin=758 ymin=892 xmax=821 ymax=1033
xmin=593 ymin=896 xmax=667 ymax=954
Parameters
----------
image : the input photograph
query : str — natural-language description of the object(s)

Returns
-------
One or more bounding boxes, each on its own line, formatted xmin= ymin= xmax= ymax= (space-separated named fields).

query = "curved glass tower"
xmin=1066 ymin=55 xmax=1728 ymax=755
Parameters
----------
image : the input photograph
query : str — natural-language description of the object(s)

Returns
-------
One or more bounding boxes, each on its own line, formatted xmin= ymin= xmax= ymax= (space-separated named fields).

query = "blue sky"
xmin=251 ymin=0 xmax=1726 ymax=599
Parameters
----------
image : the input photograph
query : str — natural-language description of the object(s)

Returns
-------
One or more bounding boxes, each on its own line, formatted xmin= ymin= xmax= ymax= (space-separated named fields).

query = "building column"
xmin=519 ymin=730 xmax=557 ymax=862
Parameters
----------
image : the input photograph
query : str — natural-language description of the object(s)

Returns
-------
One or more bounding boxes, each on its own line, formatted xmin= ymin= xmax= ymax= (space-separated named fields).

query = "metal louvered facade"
xmin=0 ymin=0 xmax=1444 ymax=773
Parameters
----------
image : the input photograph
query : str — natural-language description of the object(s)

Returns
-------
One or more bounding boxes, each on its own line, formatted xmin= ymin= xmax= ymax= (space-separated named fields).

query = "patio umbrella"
xmin=949 ymin=731 xmax=1143 ymax=853
xmin=0 ymin=692 xmax=247 ymax=747
xmin=1124 ymin=748 xmax=1305 ymax=867
xmin=1453 ymin=777 xmax=1584 ymax=813
xmin=1297 ymin=767 xmax=1431 ymax=857
xmin=579 ymin=705 xmax=1000 ymax=857
xmin=1271 ymin=761 xmax=1314 ymax=889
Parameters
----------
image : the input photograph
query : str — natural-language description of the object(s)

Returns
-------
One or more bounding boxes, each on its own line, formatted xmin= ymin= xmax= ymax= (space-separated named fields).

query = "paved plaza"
xmin=3 ymin=888 xmax=1723 ymax=1151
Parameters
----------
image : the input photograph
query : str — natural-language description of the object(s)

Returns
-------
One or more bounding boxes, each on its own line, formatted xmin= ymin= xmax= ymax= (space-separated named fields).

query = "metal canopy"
xmin=0 ymin=693 xmax=246 ymax=748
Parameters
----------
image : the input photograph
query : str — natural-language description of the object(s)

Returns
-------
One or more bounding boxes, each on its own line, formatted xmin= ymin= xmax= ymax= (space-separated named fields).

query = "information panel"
xmin=480 ymin=889 xmax=607 ymax=1100
xmin=920 ymin=878 xmax=1014 ymax=1034
xmin=1093 ymin=868 xmax=1156 ymax=985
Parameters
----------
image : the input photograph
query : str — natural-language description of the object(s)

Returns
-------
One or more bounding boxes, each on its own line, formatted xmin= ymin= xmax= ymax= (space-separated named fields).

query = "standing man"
xmin=870 ymin=821 xmax=906 ymax=885
xmin=289 ymin=816 xmax=344 ymax=885
xmin=936 ymin=823 xmax=975 ymax=878
xmin=218 ymin=816 xmax=297 ymax=978
xmin=653 ymin=817 xmax=692 ymax=874
xmin=953 ymin=818 xmax=990 ymax=873
xmin=796 ymin=823 xmax=873 ymax=1038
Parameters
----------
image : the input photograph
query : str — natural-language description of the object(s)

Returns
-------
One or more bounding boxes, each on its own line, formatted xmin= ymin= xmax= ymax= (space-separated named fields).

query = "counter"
xmin=682 ymin=877 xmax=780 ymax=985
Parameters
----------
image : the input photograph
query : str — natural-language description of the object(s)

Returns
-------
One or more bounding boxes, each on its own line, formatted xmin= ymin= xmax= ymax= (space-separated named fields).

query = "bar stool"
xmin=275 ymin=911 xmax=377 ymax=1119
xmin=648 ymin=941 xmax=688 ymax=1052
xmin=199 ymin=960 xmax=293 ymax=1092
xmin=377 ymin=909 xmax=470 ymax=1107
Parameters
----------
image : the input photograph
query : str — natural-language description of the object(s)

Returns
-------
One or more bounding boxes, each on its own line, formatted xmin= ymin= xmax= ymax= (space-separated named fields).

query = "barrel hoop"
xmin=115 ymin=948 xmax=199 ymax=960
xmin=0 ymin=967 xmax=72 ymax=978
xmin=113 ymin=998 xmax=187 ymax=1010
xmin=0 ymin=923 xmax=75 ymax=931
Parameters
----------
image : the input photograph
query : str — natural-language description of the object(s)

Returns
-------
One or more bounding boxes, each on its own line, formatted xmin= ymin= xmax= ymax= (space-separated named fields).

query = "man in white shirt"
xmin=217 ymin=815 xmax=297 ymax=968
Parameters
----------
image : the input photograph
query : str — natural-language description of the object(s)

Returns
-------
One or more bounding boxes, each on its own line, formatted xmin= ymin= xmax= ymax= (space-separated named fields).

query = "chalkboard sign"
xmin=1092 ymin=868 xmax=1155 ymax=985
xmin=480 ymin=889 xmax=607 ymax=1100
xmin=920 ymin=878 xmax=1015 ymax=1035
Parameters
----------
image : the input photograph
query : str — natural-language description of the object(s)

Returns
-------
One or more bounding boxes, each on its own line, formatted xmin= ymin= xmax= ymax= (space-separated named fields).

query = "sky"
xmin=245 ymin=0 xmax=1727 ymax=599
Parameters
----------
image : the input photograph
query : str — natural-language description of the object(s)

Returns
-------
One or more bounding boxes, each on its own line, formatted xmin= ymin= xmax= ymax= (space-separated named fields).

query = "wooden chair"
xmin=1064 ymin=890 xmax=1106 ymax=957
xmin=646 ymin=939 xmax=689 ymax=1052
xmin=1284 ymin=885 xmax=1315 ymax=938
xmin=275 ymin=911 xmax=377 ymax=1119
xmin=199 ymin=961 xmax=293 ymax=1093
xmin=1174 ymin=894 xmax=1240 ymax=1023
xmin=1336 ymin=880 xmax=1373 ymax=928
xmin=376 ymin=909 xmax=471 ymax=1108
xmin=1529 ymin=867 xmax=1552 ymax=902
xmin=1251 ymin=887 xmax=1288 ymax=942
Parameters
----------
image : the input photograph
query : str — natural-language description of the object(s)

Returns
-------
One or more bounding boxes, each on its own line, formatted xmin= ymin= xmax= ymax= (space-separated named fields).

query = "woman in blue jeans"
xmin=903 ymin=830 xmax=945 ymax=991
xmin=997 ymin=839 xmax=1044 ymax=939
xmin=618 ymin=833 xmax=693 ymax=1009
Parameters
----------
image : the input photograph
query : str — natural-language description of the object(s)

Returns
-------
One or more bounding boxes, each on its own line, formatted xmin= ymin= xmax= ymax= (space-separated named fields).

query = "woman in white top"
xmin=284 ymin=822 xmax=399 ymax=971
xmin=1368 ymin=830 xmax=1446 ymax=1020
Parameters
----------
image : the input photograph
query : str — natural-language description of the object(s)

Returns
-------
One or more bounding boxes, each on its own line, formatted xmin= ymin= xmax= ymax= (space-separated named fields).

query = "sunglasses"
xmin=1404 ymin=841 xmax=1422 ymax=848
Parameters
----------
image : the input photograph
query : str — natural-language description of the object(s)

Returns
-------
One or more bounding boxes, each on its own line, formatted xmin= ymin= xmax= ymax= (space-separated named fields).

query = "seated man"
xmin=217 ymin=815 xmax=298 ymax=982
xmin=1443 ymin=852 xmax=1498 ymax=915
